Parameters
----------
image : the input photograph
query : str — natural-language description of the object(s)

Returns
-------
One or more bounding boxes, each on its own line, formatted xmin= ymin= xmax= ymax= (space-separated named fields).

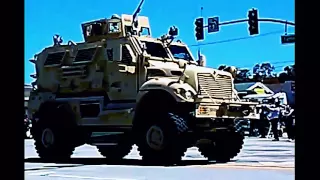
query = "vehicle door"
xmin=105 ymin=39 xmax=145 ymax=102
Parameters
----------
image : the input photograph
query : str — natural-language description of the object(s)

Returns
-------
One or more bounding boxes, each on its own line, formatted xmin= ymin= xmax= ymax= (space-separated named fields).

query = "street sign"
xmin=281 ymin=34 xmax=295 ymax=44
xmin=208 ymin=17 xmax=219 ymax=33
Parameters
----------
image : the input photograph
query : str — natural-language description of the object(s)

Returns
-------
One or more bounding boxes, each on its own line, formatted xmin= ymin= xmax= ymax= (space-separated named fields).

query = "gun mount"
xmin=81 ymin=14 xmax=152 ymax=43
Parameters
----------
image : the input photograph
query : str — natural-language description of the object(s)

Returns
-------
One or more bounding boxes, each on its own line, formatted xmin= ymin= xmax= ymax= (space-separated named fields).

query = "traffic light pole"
xmin=203 ymin=18 xmax=295 ymax=28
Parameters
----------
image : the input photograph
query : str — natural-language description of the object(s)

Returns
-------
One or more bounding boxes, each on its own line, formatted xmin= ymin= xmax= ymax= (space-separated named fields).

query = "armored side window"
xmin=106 ymin=49 xmax=113 ymax=61
xmin=85 ymin=23 xmax=104 ymax=37
xmin=139 ymin=27 xmax=150 ymax=36
xmin=106 ymin=44 xmax=122 ymax=61
xmin=121 ymin=45 xmax=133 ymax=64
xmin=141 ymin=41 xmax=169 ymax=58
xmin=106 ymin=44 xmax=133 ymax=63
xmin=92 ymin=24 xmax=102 ymax=35
xmin=108 ymin=22 xmax=121 ymax=33
xmin=85 ymin=25 xmax=93 ymax=37
xmin=125 ymin=25 xmax=133 ymax=35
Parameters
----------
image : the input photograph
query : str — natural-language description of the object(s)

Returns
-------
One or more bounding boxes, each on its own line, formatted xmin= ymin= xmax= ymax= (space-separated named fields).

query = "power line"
xmin=189 ymin=30 xmax=283 ymax=47
xmin=274 ymin=65 xmax=293 ymax=69
xmin=271 ymin=60 xmax=294 ymax=65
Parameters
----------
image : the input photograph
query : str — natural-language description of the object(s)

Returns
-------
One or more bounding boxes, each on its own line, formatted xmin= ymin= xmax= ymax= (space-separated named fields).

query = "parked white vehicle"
xmin=242 ymin=92 xmax=288 ymax=106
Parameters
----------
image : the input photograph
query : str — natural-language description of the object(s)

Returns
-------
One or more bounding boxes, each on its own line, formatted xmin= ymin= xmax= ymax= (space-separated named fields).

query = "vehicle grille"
xmin=197 ymin=73 xmax=233 ymax=99
xmin=61 ymin=65 xmax=88 ymax=78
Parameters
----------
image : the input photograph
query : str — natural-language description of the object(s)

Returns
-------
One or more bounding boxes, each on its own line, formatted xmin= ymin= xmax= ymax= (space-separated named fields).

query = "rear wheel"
xmin=33 ymin=104 xmax=76 ymax=161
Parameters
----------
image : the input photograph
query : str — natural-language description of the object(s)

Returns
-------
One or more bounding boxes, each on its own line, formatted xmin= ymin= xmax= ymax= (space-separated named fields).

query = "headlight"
xmin=184 ymin=91 xmax=193 ymax=100
xmin=176 ymin=88 xmax=194 ymax=100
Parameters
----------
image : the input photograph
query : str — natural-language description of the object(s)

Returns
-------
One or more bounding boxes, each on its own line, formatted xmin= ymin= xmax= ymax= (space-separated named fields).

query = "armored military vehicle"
xmin=27 ymin=2 xmax=259 ymax=164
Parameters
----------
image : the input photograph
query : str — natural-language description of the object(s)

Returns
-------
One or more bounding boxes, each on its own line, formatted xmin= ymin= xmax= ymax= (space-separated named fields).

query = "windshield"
xmin=169 ymin=45 xmax=194 ymax=61
xmin=140 ymin=41 xmax=169 ymax=58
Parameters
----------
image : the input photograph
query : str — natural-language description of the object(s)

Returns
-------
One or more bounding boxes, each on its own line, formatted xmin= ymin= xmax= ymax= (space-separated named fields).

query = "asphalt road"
xmin=25 ymin=137 xmax=294 ymax=180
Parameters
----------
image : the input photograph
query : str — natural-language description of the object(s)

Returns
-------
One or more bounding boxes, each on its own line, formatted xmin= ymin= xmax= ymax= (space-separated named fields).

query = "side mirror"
xmin=142 ymin=54 xmax=151 ymax=66
xmin=144 ymin=54 xmax=151 ymax=61
xmin=178 ymin=60 xmax=186 ymax=69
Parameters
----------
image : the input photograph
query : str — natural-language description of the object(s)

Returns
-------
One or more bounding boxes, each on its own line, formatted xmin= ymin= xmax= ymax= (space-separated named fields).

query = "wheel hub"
xmin=41 ymin=128 xmax=55 ymax=148
xmin=146 ymin=125 xmax=164 ymax=150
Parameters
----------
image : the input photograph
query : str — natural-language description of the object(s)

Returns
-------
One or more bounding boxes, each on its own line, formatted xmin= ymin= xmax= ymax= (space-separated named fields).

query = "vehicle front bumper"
xmin=195 ymin=101 xmax=259 ymax=120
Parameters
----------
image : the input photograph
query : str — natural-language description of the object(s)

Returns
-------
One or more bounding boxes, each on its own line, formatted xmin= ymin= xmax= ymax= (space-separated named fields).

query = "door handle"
xmin=118 ymin=64 xmax=135 ymax=74
xmin=118 ymin=64 xmax=127 ymax=73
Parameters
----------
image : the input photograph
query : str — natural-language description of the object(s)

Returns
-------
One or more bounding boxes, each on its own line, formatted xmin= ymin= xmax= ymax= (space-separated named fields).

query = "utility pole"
xmin=197 ymin=7 xmax=204 ymax=62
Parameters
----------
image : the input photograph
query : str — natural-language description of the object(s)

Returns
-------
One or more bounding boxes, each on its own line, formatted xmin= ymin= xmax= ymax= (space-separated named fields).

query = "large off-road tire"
xmin=32 ymin=104 xmax=77 ymax=161
xmin=227 ymin=131 xmax=245 ymax=158
xmin=198 ymin=130 xmax=244 ymax=163
xmin=135 ymin=112 xmax=189 ymax=165
xmin=97 ymin=135 xmax=133 ymax=160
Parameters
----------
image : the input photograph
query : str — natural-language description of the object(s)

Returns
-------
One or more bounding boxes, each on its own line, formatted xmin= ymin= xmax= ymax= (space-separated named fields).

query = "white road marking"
xmin=193 ymin=163 xmax=294 ymax=170
xmin=35 ymin=173 xmax=139 ymax=180
xmin=25 ymin=138 xmax=295 ymax=172
xmin=258 ymin=161 xmax=294 ymax=167
xmin=27 ymin=171 xmax=140 ymax=180
xmin=27 ymin=171 xmax=55 ymax=176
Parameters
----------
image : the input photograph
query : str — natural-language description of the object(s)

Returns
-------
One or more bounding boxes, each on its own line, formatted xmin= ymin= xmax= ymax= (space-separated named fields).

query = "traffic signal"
xmin=248 ymin=9 xmax=259 ymax=35
xmin=281 ymin=34 xmax=295 ymax=44
xmin=208 ymin=17 xmax=219 ymax=33
xmin=195 ymin=17 xmax=204 ymax=41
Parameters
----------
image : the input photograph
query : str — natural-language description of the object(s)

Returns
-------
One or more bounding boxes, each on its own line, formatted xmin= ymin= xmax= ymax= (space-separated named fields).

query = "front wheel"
xmin=135 ymin=112 xmax=189 ymax=165
xmin=198 ymin=130 xmax=244 ymax=163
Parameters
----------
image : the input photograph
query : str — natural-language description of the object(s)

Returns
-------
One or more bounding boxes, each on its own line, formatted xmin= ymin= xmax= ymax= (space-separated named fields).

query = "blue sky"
xmin=25 ymin=0 xmax=295 ymax=84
